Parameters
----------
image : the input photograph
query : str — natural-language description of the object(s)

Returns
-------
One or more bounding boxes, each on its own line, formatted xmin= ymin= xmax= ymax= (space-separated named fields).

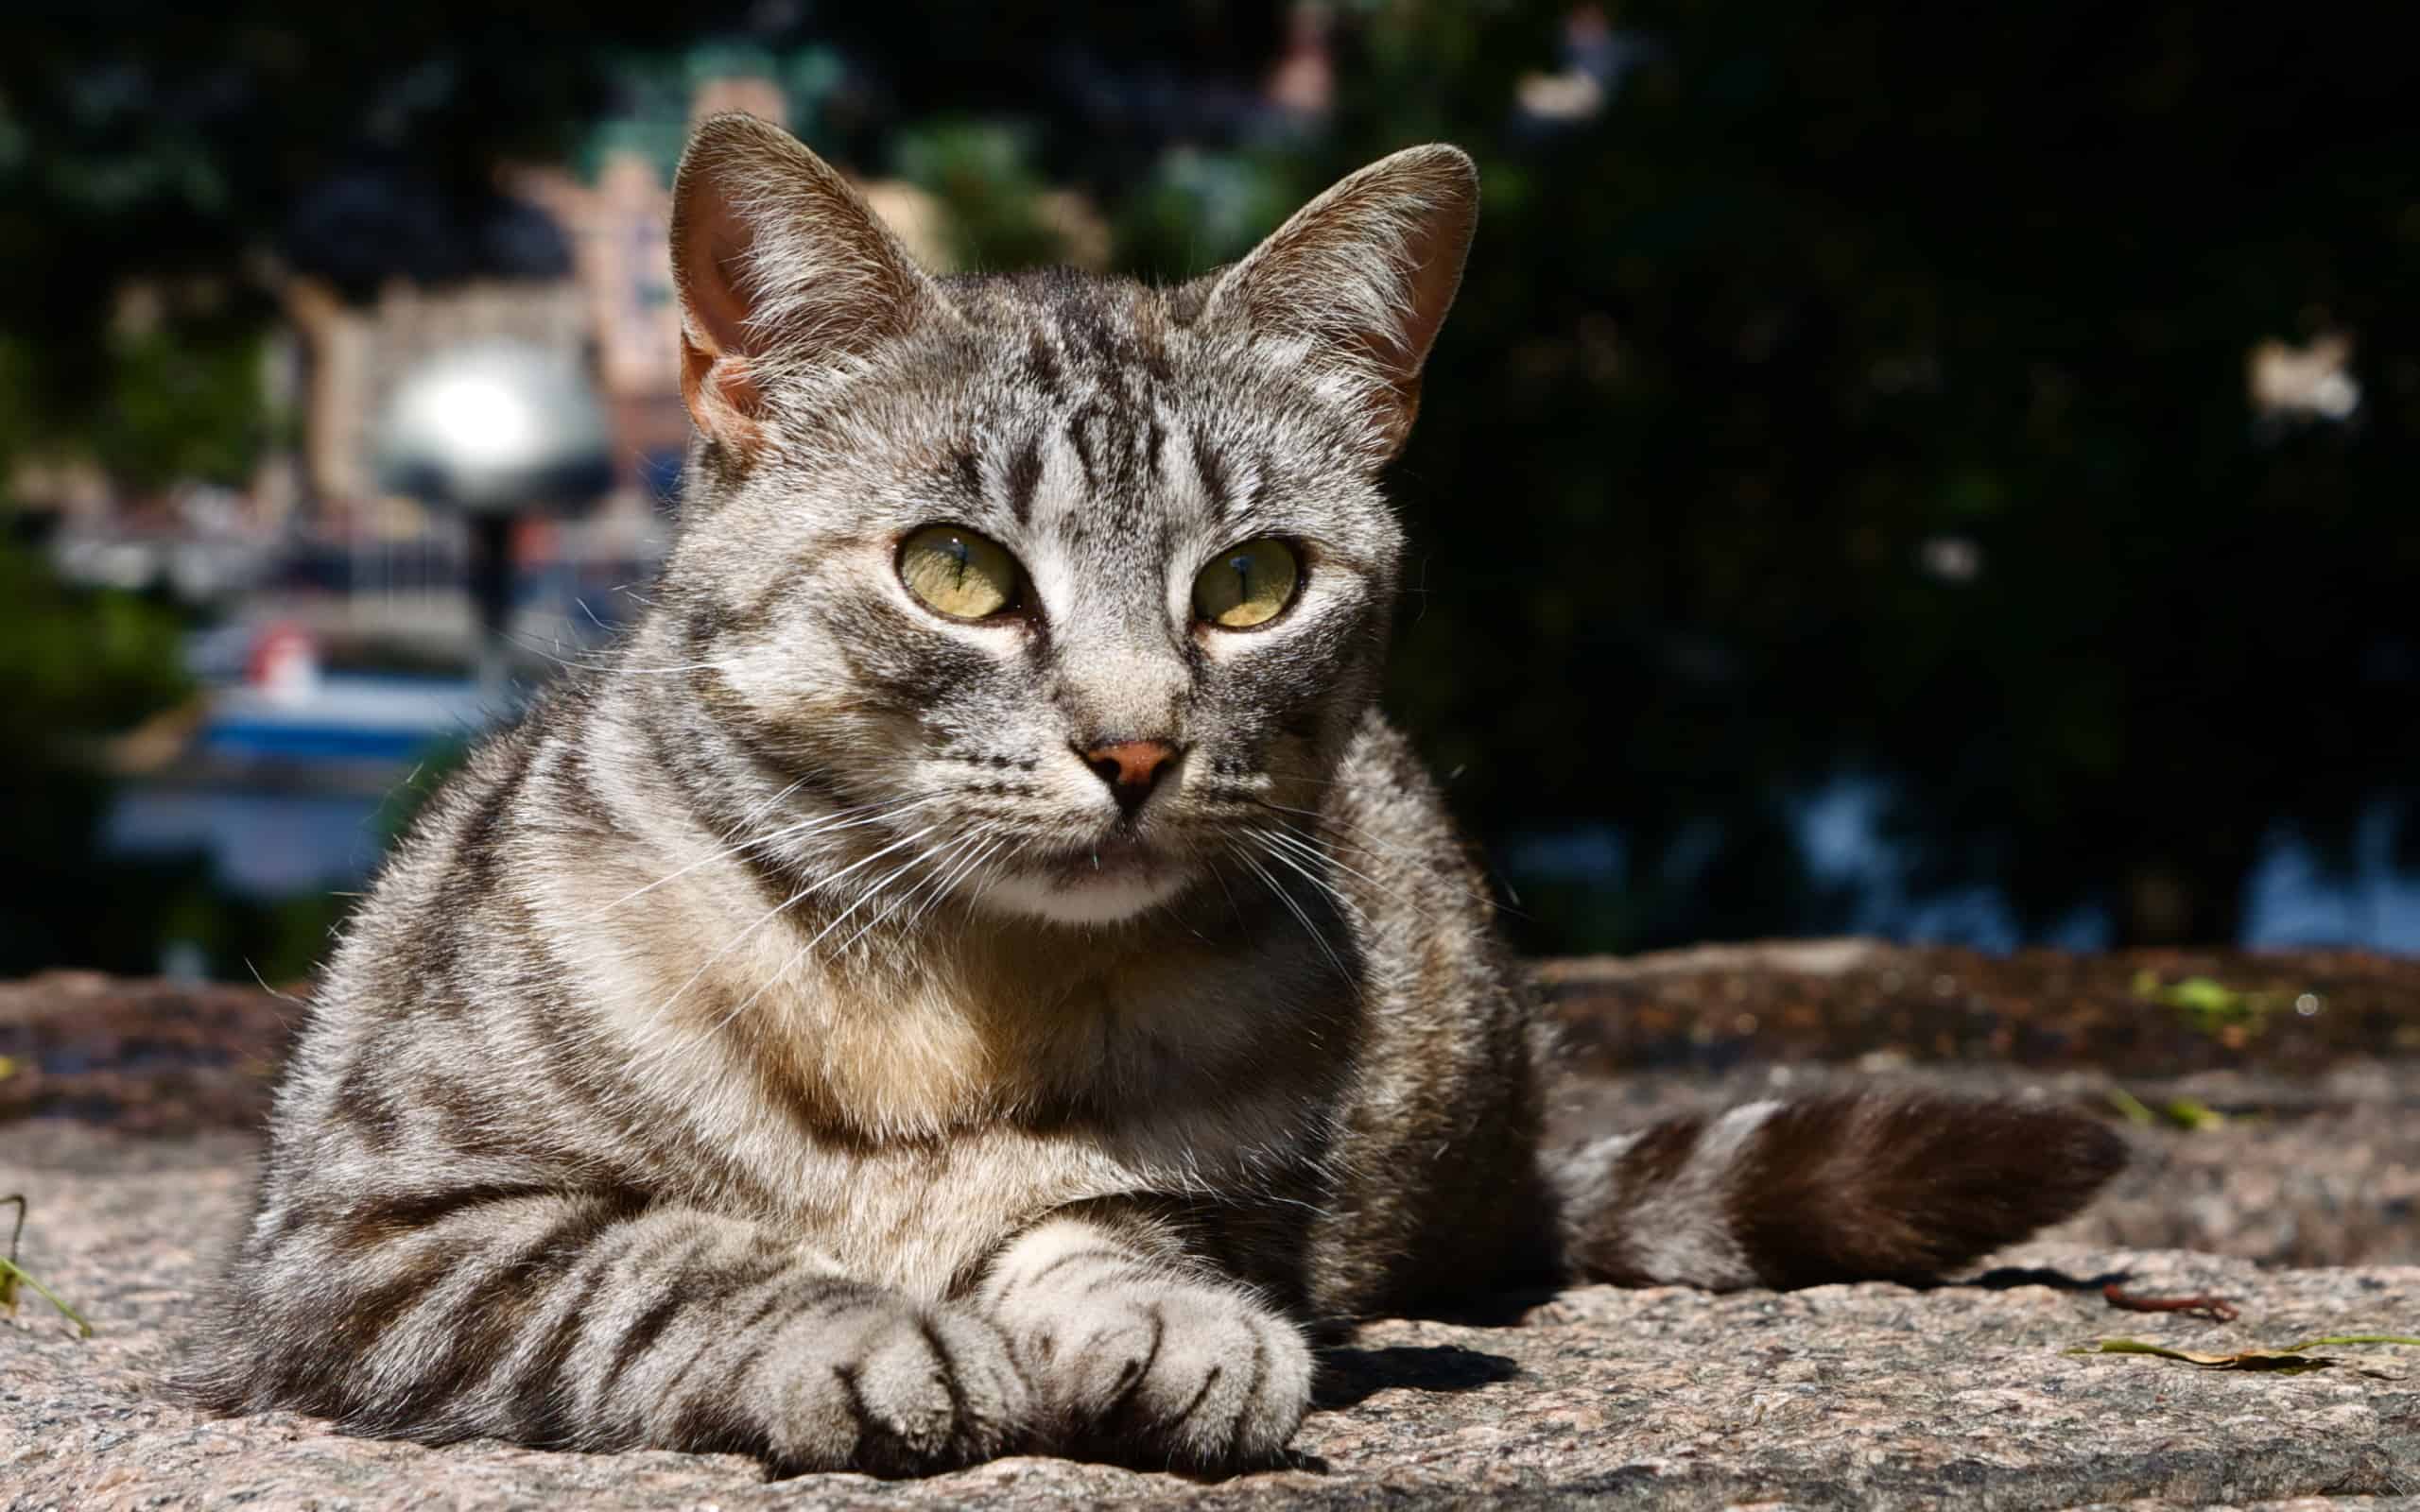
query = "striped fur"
xmin=189 ymin=115 xmax=2121 ymax=1475
xmin=1549 ymin=1095 xmax=2128 ymax=1291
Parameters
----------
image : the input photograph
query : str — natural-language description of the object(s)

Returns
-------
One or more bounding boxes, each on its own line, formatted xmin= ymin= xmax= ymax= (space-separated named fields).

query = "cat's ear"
xmin=670 ymin=112 xmax=954 ymax=450
xmin=1198 ymin=145 xmax=1478 ymax=458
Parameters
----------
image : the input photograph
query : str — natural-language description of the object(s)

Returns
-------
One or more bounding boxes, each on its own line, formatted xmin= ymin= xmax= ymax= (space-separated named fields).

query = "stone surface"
xmin=10 ymin=943 xmax=2420 ymax=1133
xmin=4 ymin=954 xmax=2418 ymax=1507
xmin=5 ymin=1121 xmax=2419 ymax=1510
xmin=1537 ymin=943 xmax=2420 ymax=1079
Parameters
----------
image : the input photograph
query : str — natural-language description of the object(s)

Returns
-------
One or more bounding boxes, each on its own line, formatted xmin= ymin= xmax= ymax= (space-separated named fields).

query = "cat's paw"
xmin=763 ymin=1298 xmax=1030 ymax=1475
xmin=1008 ymin=1280 xmax=1314 ymax=1470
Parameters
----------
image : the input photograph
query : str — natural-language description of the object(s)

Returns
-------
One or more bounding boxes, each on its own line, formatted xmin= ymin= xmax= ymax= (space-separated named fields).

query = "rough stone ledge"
xmin=5 ymin=954 xmax=2417 ymax=1507
xmin=6 ymin=1120 xmax=2419 ymax=1510
xmin=10 ymin=942 xmax=2420 ymax=1133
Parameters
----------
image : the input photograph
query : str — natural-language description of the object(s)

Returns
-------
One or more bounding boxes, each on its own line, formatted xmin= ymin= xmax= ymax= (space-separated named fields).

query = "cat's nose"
xmin=1078 ymin=739 xmax=1181 ymax=817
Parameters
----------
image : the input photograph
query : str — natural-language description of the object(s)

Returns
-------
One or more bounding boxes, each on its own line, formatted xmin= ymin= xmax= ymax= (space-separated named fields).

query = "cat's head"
xmin=652 ymin=113 xmax=1475 ymax=926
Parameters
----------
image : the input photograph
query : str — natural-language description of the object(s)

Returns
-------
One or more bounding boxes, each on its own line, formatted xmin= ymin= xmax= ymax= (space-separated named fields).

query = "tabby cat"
xmin=194 ymin=113 xmax=2122 ymax=1474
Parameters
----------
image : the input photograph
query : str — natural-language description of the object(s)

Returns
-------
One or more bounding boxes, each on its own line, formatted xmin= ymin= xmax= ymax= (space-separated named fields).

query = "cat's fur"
xmin=193 ymin=114 xmax=2124 ymax=1474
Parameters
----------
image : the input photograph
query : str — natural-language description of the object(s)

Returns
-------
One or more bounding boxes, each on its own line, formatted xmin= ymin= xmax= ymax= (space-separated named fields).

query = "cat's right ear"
xmin=670 ymin=112 xmax=953 ymax=452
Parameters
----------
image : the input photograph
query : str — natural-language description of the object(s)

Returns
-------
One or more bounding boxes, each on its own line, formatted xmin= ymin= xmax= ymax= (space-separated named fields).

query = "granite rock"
xmin=5 ymin=955 xmax=2418 ymax=1508
xmin=5 ymin=1120 xmax=2418 ymax=1510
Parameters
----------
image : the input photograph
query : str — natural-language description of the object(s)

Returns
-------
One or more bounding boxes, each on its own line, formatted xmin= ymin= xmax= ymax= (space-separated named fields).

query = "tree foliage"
xmin=0 ymin=537 xmax=192 ymax=971
xmin=1319 ymin=2 xmax=2420 ymax=947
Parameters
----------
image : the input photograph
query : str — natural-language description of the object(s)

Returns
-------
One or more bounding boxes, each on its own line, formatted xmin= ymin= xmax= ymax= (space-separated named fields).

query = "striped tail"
xmin=1548 ymin=1093 xmax=2127 ymax=1291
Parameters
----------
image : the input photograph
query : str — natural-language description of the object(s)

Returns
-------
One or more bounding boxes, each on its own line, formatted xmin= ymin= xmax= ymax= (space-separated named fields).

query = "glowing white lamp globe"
xmin=374 ymin=341 xmax=614 ymax=516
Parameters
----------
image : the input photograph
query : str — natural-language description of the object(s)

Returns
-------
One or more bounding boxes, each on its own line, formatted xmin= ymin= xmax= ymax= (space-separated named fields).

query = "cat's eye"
xmin=898 ymin=524 xmax=1022 ymax=621
xmin=1192 ymin=539 xmax=1301 ymax=630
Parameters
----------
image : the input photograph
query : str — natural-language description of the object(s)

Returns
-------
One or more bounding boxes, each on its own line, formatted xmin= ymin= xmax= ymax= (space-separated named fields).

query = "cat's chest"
xmin=726 ymin=920 xmax=1340 ymax=1138
xmin=743 ymin=1124 xmax=1153 ymax=1297
xmin=664 ymin=950 xmax=1344 ymax=1297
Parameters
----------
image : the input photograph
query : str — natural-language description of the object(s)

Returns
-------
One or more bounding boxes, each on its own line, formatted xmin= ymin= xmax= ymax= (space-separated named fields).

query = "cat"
xmin=191 ymin=112 xmax=2123 ymax=1475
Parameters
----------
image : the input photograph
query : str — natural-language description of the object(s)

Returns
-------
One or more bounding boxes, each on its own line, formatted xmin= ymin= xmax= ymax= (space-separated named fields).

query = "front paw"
xmin=765 ymin=1300 xmax=1030 ymax=1475
xmin=1008 ymin=1280 xmax=1314 ymax=1470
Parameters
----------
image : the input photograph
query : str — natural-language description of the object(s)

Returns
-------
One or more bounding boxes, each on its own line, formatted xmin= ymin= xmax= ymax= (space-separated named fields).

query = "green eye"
xmin=1192 ymin=539 xmax=1301 ymax=630
xmin=898 ymin=525 xmax=1021 ymax=620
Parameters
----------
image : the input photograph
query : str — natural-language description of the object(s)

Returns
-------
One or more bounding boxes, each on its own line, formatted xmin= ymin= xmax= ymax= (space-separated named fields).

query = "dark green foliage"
xmin=0 ymin=1 xmax=710 ymax=429
xmin=0 ymin=537 xmax=191 ymax=972
xmin=893 ymin=123 xmax=1070 ymax=271
xmin=92 ymin=319 xmax=277 ymax=495
xmin=1310 ymin=2 xmax=2420 ymax=947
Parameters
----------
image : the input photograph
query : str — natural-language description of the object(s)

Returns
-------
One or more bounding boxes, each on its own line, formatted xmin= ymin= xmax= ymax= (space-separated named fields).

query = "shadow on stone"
xmin=1314 ymin=1343 xmax=1523 ymax=1411
xmin=1954 ymin=1265 xmax=2131 ymax=1293
xmin=1422 ymin=1285 xmax=1564 ymax=1328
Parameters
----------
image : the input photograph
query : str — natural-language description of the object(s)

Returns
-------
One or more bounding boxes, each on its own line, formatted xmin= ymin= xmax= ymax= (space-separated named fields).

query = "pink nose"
xmin=1080 ymin=739 xmax=1180 ymax=816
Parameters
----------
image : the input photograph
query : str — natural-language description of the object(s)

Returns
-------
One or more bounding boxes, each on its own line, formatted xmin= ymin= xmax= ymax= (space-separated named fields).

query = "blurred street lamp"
xmin=374 ymin=341 xmax=614 ymax=696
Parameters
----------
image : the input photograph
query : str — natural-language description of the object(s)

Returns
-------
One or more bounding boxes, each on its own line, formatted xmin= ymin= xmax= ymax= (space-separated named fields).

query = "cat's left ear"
xmin=1197 ymin=145 xmax=1478 ymax=459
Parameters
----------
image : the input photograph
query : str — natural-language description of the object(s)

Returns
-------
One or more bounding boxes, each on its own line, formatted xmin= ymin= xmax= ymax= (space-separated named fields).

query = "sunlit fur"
xmin=190 ymin=115 xmax=2123 ymax=1477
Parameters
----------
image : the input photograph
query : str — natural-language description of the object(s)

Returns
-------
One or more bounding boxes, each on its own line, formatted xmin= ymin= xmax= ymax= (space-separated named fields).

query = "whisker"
xmin=725 ymin=771 xmax=819 ymax=837
xmin=1251 ymin=831 xmax=1366 ymax=932
xmin=502 ymin=630 xmax=729 ymax=679
xmin=626 ymin=820 xmax=944 ymax=1052
xmin=578 ymin=792 xmax=947 ymax=921
xmin=831 ymin=825 xmax=987 ymax=956
xmin=1252 ymin=821 xmax=1412 ymax=911
xmin=908 ymin=828 xmax=1011 ymax=932
xmin=785 ymin=823 xmax=950 ymax=960
xmin=707 ymin=831 xmax=941 ymax=1011
xmin=1246 ymin=799 xmax=1515 ymax=918
xmin=1223 ymin=837 xmax=1353 ymax=984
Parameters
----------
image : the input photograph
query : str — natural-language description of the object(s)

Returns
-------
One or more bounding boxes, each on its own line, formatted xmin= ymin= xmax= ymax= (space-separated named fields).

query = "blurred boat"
xmin=102 ymin=625 xmax=496 ymax=898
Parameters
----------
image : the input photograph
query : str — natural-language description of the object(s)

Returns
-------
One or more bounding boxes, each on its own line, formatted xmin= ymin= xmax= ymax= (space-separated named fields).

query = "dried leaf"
xmin=2103 ymin=1283 xmax=2238 ymax=1322
xmin=2069 ymin=1333 xmax=2420 ymax=1375
xmin=2068 ymin=1338 xmax=2328 ymax=1371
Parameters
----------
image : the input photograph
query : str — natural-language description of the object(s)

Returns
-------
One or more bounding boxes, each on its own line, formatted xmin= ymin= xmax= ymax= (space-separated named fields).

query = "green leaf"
xmin=2165 ymin=976 xmax=2244 ymax=1014
xmin=2161 ymin=1096 xmax=2226 ymax=1130
xmin=2130 ymin=972 xmax=2299 ymax=1037
xmin=1 ymin=1194 xmax=94 ymax=1338
xmin=2105 ymin=1087 xmax=2158 ymax=1126
xmin=2102 ymin=1087 xmax=2226 ymax=1131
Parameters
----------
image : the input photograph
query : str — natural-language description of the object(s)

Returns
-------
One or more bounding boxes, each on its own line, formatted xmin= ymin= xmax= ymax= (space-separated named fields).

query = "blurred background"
xmin=1 ymin=1 xmax=2413 ymax=983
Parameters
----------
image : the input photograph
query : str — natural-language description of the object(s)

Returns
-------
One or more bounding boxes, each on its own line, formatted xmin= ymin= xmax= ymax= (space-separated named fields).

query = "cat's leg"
xmin=197 ymin=1187 xmax=1029 ymax=1475
xmin=977 ymin=1211 xmax=1315 ymax=1469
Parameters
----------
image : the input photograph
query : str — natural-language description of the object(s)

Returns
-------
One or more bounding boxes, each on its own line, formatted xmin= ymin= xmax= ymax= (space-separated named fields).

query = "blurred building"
xmin=26 ymin=42 xmax=963 ymax=672
xmin=283 ymin=278 xmax=596 ymax=524
xmin=281 ymin=45 xmax=945 ymax=554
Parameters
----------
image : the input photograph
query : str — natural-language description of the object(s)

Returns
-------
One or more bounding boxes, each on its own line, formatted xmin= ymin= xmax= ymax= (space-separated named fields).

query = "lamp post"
xmin=373 ymin=341 xmax=614 ymax=698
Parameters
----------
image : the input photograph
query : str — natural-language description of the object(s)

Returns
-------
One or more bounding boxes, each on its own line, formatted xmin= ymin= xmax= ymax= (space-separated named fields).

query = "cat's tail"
xmin=1547 ymin=1093 xmax=2126 ymax=1290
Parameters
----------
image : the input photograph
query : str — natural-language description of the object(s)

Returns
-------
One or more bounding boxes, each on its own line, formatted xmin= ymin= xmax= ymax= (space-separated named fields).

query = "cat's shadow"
xmin=1305 ymin=1266 xmax=2128 ymax=1417
xmin=1313 ymin=1342 xmax=1524 ymax=1412
xmin=1937 ymin=1265 xmax=2130 ymax=1294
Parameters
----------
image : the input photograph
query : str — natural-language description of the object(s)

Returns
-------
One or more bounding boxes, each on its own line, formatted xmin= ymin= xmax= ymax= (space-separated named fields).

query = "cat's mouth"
xmin=1028 ymin=833 xmax=1172 ymax=884
xmin=986 ymin=833 xmax=1196 ymax=924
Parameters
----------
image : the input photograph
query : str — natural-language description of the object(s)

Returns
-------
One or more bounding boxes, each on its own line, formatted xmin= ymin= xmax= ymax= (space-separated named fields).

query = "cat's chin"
xmin=977 ymin=853 xmax=1198 ymax=926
